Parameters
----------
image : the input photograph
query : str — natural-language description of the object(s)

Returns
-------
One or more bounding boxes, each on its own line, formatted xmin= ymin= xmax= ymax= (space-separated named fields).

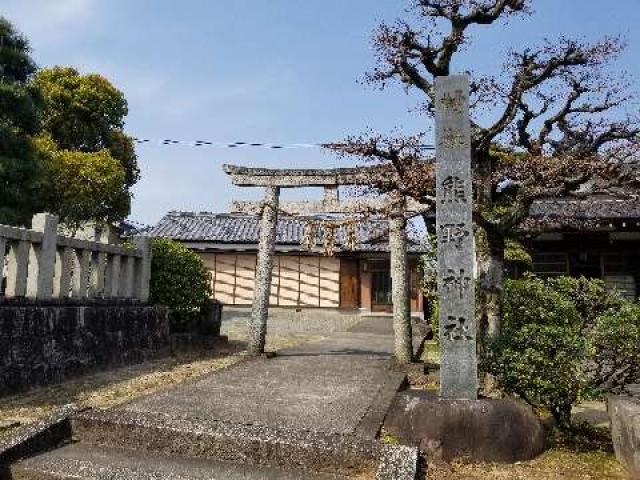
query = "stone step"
xmin=70 ymin=408 xmax=380 ymax=477
xmin=11 ymin=442 xmax=350 ymax=480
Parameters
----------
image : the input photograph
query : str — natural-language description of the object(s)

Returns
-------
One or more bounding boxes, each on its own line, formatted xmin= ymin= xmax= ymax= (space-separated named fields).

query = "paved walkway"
xmin=123 ymin=316 xmax=404 ymax=438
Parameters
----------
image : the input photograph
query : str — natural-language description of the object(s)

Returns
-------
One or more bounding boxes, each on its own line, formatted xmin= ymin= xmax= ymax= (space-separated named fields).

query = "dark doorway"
xmin=371 ymin=261 xmax=392 ymax=313
xmin=569 ymin=251 xmax=602 ymax=279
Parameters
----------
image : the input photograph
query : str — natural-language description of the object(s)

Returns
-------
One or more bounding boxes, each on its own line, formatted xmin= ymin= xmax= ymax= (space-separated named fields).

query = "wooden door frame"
xmin=339 ymin=257 xmax=360 ymax=309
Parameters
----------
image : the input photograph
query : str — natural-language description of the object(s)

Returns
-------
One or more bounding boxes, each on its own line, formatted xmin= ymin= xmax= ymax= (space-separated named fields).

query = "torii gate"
xmin=223 ymin=165 xmax=425 ymax=363
xmin=225 ymin=75 xmax=476 ymax=399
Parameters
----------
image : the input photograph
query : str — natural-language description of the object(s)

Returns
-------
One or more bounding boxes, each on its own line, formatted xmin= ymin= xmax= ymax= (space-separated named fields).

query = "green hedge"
xmin=149 ymin=238 xmax=211 ymax=332
xmin=484 ymin=276 xmax=640 ymax=428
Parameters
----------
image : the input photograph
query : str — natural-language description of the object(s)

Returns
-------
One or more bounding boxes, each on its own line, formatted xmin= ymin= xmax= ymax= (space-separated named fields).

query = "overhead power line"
xmin=132 ymin=137 xmax=437 ymax=151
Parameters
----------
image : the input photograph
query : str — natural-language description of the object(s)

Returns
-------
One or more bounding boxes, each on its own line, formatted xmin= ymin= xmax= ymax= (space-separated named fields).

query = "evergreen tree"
xmin=0 ymin=17 xmax=43 ymax=225
xmin=33 ymin=67 xmax=140 ymax=225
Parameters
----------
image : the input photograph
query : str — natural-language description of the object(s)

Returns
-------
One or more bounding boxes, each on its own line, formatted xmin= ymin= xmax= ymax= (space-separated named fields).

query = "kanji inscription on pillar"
xmin=435 ymin=75 xmax=478 ymax=400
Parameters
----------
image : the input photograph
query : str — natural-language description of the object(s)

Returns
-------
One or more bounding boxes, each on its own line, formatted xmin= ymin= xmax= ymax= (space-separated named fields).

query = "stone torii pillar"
xmin=388 ymin=196 xmax=413 ymax=363
xmin=249 ymin=186 xmax=280 ymax=355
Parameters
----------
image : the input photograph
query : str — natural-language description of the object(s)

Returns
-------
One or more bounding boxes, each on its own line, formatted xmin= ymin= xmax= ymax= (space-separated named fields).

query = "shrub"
xmin=485 ymin=276 xmax=640 ymax=429
xmin=149 ymin=238 xmax=211 ymax=332
xmin=504 ymin=238 xmax=533 ymax=272
xmin=589 ymin=303 xmax=640 ymax=390
xmin=487 ymin=322 xmax=588 ymax=427
xmin=484 ymin=278 xmax=586 ymax=427
xmin=501 ymin=276 xmax=582 ymax=329
xmin=547 ymin=276 xmax=624 ymax=328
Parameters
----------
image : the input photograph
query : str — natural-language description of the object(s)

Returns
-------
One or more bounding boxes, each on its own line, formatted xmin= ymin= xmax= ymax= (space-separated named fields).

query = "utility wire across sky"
xmin=132 ymin=137 xmax=437 ymax=150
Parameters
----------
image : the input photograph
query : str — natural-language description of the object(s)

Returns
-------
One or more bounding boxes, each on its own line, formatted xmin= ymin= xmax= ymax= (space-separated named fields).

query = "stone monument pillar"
xmin=435 ymin=75 xmax=478 ymax=400
xmin=249 ymin=186 xmax=280 ymax=355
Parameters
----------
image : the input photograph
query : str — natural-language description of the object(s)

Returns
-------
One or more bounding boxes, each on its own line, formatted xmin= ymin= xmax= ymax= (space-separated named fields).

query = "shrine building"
xmin=149 ymin=210 xmax=429 ymax=316
xmin=149 ymin=193 xmax=640 ymax=316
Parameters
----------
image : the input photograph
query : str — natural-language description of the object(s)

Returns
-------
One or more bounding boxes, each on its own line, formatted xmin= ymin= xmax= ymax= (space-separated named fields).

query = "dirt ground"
xmin=425 ymin=449 xmax=627 ymax=479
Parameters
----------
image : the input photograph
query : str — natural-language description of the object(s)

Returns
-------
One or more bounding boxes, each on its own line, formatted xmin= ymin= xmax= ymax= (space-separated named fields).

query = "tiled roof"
xmin=418 ymin=196 xmax=640 ymax=230
xmin=521 ymin=196 xmax=640 ymax=231
xmin=528 ymin=197 xmax=640 ymax=219
xmin=149 ymin=212 xmax=429 ymax=253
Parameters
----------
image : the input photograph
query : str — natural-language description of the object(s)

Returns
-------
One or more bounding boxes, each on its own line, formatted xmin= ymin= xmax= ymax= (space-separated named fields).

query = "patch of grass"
xmin=421 ymin=340 xmax=441 ymax=365
xmin=381 ymin=431 xmax=401 ymax=445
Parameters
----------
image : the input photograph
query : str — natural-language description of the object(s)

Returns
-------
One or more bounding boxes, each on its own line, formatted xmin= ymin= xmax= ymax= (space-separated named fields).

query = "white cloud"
xmin=1 ymin=0 xmax=97 ymax=47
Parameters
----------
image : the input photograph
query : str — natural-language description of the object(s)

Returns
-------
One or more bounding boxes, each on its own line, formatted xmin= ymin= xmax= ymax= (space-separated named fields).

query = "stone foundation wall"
xmin=0 ymin=299 xmax=170 ymax=396
xmin=221 ymin=306 xmax=364 ymax=335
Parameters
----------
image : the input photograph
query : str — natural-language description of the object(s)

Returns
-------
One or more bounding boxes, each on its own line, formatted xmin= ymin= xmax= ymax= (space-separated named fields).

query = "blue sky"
xmin=2 ymin=0 xmax=639 ymax=225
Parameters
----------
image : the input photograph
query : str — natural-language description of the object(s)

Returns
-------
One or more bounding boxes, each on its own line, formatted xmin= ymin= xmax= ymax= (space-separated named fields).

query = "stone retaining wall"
xmin=0 ymin=298 xmax=170 ymax=396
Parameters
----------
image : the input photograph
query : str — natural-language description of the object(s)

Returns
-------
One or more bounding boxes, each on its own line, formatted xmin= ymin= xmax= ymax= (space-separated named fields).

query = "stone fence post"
xmin=1 ymin=214 xmax=152 ymax=302
xmin=29 ymin=213 xmax=59 ymax=300
xmin=133 ymin=236 xmax=152 ymax=303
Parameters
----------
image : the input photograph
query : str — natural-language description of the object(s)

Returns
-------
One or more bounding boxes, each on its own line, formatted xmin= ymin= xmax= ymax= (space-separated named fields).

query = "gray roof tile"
xmin=149 ymin=212 xmax=429 ymax=253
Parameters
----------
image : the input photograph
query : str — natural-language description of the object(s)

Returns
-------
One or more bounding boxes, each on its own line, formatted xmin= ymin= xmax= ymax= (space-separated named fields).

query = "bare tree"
xmin=327 ymin=0 xmax=640 ymax=346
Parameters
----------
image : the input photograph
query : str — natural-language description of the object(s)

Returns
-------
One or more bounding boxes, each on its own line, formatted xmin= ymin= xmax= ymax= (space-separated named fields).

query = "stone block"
xmin=71 ymin=408 xmax=380 ymax=477
xmin=199 ymin=298 xmax=223 ymax=337
xmin=376 ymin=444 xmax=419 ymax=480
xmin=383 ymin=390 xmax=545 ymax=463
xmin=609 ymin=395 xmax=640 ymax=479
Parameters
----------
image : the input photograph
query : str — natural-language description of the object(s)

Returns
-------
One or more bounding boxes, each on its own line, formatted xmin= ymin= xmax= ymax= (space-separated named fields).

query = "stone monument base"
xmin=383 ymin=390 xmax=545 ymax=463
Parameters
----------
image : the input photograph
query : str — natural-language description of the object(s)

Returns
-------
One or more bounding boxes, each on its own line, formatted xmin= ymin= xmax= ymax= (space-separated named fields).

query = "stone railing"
xmin=0 ymin=213 xmax=151 ymax=301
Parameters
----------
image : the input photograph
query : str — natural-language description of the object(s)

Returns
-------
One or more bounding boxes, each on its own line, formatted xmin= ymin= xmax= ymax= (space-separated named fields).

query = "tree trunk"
xmin=551 ymin=403 xmax=573 ymax=430
xmin=476 ymin=228 xmax=505 ymax=346
xmin=389 ymin=204 xmax=413 ymax=364
xmin=476 ymin=228 xmax=505 ymax=395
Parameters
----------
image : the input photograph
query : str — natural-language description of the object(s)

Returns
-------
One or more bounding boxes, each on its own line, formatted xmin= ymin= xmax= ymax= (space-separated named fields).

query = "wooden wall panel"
xmin=201 ymin=253 xmax=217 ymax=295
xmin=269 ymin=256 xmax=280 ymax=306
xmin=234 ymin=255 xmax=256 ymax=304
xmin=300 ymin=257 xmax=320 ymax=306
xmin=201 ymin=252 xmax=345 ymax=309
xmin=213 ymin=254 xmax=235 ymax=304
xmin=319 ymin=257 xmax=340 ymax=307
xmin=278 ymin=256 xmax=300 ymax=306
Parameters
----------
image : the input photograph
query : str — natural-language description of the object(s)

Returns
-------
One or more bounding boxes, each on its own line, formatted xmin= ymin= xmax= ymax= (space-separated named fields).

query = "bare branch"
xmin=324 ymin=133 xmax=437 ymax=206
xmin=476 ymin=36 xmax=626 ymax=152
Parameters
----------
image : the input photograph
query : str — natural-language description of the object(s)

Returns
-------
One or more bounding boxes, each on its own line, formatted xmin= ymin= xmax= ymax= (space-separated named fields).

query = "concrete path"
xmin=9 ymin=317 xmax=419 ymax=479
xmin=123 ymin=316 xmax=404 ymax=438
